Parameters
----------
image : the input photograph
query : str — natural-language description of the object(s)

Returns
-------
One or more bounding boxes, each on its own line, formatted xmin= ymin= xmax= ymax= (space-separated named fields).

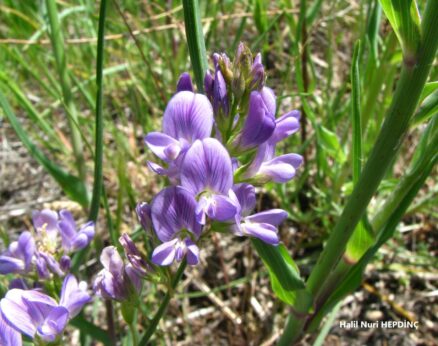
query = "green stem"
xmin=45 ymin=0 xmax=86 ymax=182
xmin=279 ymin=1 xmax=438 ymax=344
xmin=138 ymin=260 xmax=187 ymax=345
xmin=182 ymin=0 xmax=208 ymax=92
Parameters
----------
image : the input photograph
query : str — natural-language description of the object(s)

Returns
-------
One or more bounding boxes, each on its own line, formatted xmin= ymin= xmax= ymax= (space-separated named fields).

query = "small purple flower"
xmin=233 ymin=91 xmax=276 ymax=152
xmin=228 ymin=184 xmax=288 ymax=245
xmin=119 ymin=233 xmax=150 ymax=277
xmin=150 ymin=186 xmax=201 ymax=266
xmin=213 ymin=68 xmax=229 ymax=117
xmin=0 ymin=308 xmax=21 ymax=346
xmin=0 ymin=231 xmax=35 ymax=275
xmin=0 ymin=274 xmax=90 ymax=343
xmin=58 ymin=210 xmax=95 ymax=252
xmin=180 ymin=138 xmax=238 ymax=224
xmin=136 ymin=202 xmax=152 ymax=232
xmin=145 ymin=90 xmax=214 ymax=178
xmin=244 ymin=110 xmax=303 ymax=183
xmin=249 ymin=53 xmax=265 ymax=90
xmin=93 ymin=246 xmax=141 ymax=301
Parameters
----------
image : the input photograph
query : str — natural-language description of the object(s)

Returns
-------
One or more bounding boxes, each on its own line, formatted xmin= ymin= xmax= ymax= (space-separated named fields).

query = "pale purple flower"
xmin=150 ymin=186 xmax=201 ymax=266
xmin=0 ymin=231 xmax=35 ymax=275
xmin=213 ymin=68 xmax=229 ymax=117
xmin=145 ymin=90 xmax=214 ymax=179
xmin=249 ymin=53 xmax=265 ymax=90
xmin=233 ymin=91 xmax=276 ymax=152
xmin=0 ymin=274 xmax=90 ymax=343
xmin=180 ymin=138 xmax=238 ymax=224
xmin=0 ymin=308 xmax=21 ymax=346
xmin=227 ymin=183 xmax=288 ymax=245
xmin=244 ymin=110 xmax=303 ymax=183
xmin=58 ymin=210 xmax=95 ymax=252
xmin=93 ymin=246 xmax=141 ymax=301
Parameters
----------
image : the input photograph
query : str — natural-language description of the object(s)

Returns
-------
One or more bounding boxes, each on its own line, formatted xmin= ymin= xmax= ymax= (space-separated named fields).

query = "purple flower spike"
xmin=58 ymin=210 xmax=94 ymax=252
xmin=0 ymin=231 xmax=35 ymax=275
xmin=136 ymin=202 xmax=152 ymax=232
xmin=237 ymin=91 xmax=276 ymax=151
xmin=0 ymin=308 xmax=21 ymax=346
xmin=176 ymin=72 xmax=194 ymax=92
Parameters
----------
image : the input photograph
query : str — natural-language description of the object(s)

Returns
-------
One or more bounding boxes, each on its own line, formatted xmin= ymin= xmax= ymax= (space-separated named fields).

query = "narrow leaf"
xmin=0 ymin=90 xmax=89 ymax=207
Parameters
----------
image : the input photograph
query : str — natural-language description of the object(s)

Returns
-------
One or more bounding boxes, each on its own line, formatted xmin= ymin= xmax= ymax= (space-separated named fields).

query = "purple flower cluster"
xmin=0 ymin=209 xmax=94 ymax=279
xmin=138 ymin=43 xmax=303 ymax=267
xmin=0 ymin=209 xmax=94 ymax=345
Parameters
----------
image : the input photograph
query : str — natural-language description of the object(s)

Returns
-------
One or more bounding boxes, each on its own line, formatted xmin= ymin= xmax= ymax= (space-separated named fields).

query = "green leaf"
xmin=0 ymin=90 xmax=89 ymax=207
xmin=412 ymin=84 xmax=438 ymax=126
xmin=316 ymin=125 xmax=346 ymax=163
xmin=70 ymin=313 xmax=111 ymax=345
xmin=380 ymin=0 xmax=421 ymax=56
xmin=252 ymin=240 xmax=305 ymax=304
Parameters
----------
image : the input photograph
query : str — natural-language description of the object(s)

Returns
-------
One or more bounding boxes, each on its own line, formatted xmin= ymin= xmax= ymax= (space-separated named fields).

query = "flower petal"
xmin=185 ymin=239 xmax=200 ymax=265
xmin=151 ymin=240 xmax=177 ymax=266
xmin=37 ymin=306 xmax=69 ymax=342
xmin=100 ymin=247 xmax=124 ymax=276
xmin=232 ymin=183 xmax=256 ymax=216
xmin=181 ymin=138 xmax=233 ymax=195
xmin=32 ymin=209 xmax=59 ymax=235
xmin=0 ymin=256 xmax=24 ymax=275
xmin=176 ymin=72 xmax=194 ymax=92
xmin=258 ymin=154 xmax=303 ymax=183
xmin=240 ymin=92 xmax=276 ymax=149
xmin=206 ymin=194 xmax=238 ymax=221
xmin=145 ymin=132 xmax=181 ymax=162
xmin=60 ymin=274 xmax=91 ymax=318
xmin=260 ymin=87 xmax=276 ymax=116
xmin=270 ymin=110 xmax=300 ymax=144
xmin=151 ymin=186 xmax=201 ymax=241
xmin=245 ymin=209 xmax=288 ymax=226
xmin=163 ymin=91 xmax=213 ymax=142
xmin=0 ymin=308 xmax=22 ymax=346
xmin=243 ymin=222 xmax=279 ymax=245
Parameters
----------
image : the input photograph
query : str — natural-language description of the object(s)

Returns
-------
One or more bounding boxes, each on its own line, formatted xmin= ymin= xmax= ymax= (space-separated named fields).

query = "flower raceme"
xmin=0 ymin=209 xmax=95 ymax=279
xmin=138 ymin=43 xmax=303 ymax=267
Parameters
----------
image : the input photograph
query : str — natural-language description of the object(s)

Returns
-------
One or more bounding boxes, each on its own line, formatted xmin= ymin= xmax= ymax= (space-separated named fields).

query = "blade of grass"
xmin=182 ymin=0 xmax=208 ymax=92
xmin=45 ymin=0 xmax=86 ymax=181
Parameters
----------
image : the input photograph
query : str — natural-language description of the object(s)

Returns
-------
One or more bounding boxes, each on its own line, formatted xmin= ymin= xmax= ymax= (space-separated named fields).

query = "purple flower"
xmin=145 ymin=90 xmax=214 ymax=178
xmin=150 ymin=186 xmax=201 ymax=266
xmin=93 ymin=246 xmax=141 ymax=301
xmin=58 ymin=210 xmax=94 ymax=252
xmin=227 ymin=184 xmax=288 ymax=245
xmin=180 ymin=138 xmax=238 ymax=224
xmin=0 ymin=308 xmax=21 ymax=346
xmin=249 ymin=53 xmax=265 ymax=90
xmin=244 ymin=110 xmax=303 ymax=183
xmin=0 ymin=274 xmax=90 ymax=343
xmin=233 ymin=91 xmax=276 ymax=152
xmin=136 ymin=202 xmax=152 ymax=232
xmin=213 ymin=68 xmax=229 ymax=117
xmin=119 ymin=233 xmax=151 ymax=277
xmin=0 ymin=231 xmax=35 ymax=275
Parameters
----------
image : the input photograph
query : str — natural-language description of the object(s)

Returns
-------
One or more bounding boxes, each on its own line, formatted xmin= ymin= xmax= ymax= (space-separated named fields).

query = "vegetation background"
xmin=0 ymin=0 xmax=436 ymax=345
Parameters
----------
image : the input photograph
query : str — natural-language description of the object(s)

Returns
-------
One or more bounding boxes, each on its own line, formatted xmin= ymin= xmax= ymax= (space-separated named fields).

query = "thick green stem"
xmin=45 ymin=0 xmax=86 ymax=182
xmin=279 ymin=1 xmax=438 ymax=344
xmin=138 ymin=260 xmax=187 ymax=345
xmin=182 ymin=0 xmax=208 ymax=92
